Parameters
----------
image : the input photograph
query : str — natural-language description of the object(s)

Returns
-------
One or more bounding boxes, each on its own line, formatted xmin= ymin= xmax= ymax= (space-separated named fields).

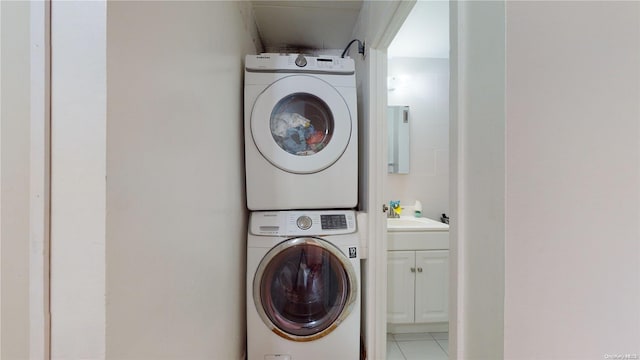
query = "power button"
xmin=296 ymin=215 xmax=312 ymax=230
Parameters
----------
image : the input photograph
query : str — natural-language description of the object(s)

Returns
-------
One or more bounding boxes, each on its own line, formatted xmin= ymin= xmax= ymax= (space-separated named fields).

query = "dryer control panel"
xmin=250 ymin=210 xmax=356 ymax=236
xmin=245 ymin=53 xmax=355 ymax=74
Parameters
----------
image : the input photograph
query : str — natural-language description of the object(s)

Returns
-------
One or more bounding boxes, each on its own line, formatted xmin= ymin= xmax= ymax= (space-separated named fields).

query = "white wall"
xmin=387 ymin=57 xmax=449 ymax=220
xmin=49 ymin=1 xmax=259 ymax=358
xmin=106 ymin=1 xmax=257 ymax=359
xmin=504 ymin=2 xmax=640 ymax=358
xmin=0 ymin=1 xmax=30 ymax=358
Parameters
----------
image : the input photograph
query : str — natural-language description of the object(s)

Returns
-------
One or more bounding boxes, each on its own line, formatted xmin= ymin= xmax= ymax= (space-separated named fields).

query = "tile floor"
xmin=387 ymin=332 xmax=449 ymax=360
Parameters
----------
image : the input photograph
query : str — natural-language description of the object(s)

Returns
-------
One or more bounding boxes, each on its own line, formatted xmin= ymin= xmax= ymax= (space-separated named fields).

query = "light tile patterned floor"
xmin=387 ymin=332 xmax=448 ymax=360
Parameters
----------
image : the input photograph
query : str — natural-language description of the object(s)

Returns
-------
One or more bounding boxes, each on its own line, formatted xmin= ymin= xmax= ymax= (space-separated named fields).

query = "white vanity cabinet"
xmin=386 ymin=218 xmax=449 ymax=327
xmin=387 ymin=250 xmax=449 ymax=324
xmin=387 ymin=251 xmax=416 ymax=323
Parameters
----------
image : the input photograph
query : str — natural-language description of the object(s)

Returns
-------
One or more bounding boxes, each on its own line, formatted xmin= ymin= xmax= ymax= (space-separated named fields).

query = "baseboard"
xmin=387 ymin=322 xmax=449 ymax=334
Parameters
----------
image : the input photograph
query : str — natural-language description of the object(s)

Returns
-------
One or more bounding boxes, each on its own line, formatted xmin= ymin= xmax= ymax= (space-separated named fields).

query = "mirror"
xmin=387 ymin=105 xmax=410 ymax=174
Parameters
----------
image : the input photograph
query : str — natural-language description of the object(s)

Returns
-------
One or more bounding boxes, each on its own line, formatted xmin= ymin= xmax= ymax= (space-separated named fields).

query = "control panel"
xmin=250 ymin=210 xmax=357 ymax=236
xmin=245 ymin=53 xmax=355 ymax=74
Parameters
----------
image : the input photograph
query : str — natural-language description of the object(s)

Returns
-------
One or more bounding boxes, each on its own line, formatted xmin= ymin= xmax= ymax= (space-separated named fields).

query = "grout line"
xmin=396 ymin=338 xmax=440 ymax=342
xmin=393 ymin=332 xmax=436 ymax=342
xmin=394 ymin=340 xmax=409 ymax=360
xmin=435 ymin=338 xmax=449 ymax=357
xmin=390 ymin=333 xmax=450 ymax=359
xmin=395 ymin=338 xmax=449 ymax=360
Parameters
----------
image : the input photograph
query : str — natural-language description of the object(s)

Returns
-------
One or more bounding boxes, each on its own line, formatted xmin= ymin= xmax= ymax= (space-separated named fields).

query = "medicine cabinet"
xmin=387 ymin=105 xmax=410 ymax=174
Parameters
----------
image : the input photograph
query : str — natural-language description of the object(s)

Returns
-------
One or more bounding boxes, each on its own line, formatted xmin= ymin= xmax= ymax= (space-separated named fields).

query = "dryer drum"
xmin=254 ymin=237 xmax=357 ymax=339
xmin=270 ymin=93 xmax=334 ymax=156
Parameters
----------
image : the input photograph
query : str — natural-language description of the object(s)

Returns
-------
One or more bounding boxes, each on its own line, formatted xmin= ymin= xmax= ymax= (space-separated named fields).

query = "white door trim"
xmin=50 ymin=1 xmax=107 ymax=358
xmin=363 ymin=1 xmax=417 ymax=359
xmin=364 ymin=47 xmax=388 ymax=360
xmin=29 ymin=1 xmax=51 ymax=358
xmin=448 ymin=2 xmax=461 ymax=357
xmin=1 ymin=2 xmax=3 ymax=353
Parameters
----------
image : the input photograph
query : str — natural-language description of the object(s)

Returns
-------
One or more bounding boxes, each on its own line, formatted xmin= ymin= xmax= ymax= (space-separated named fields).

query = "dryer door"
xmin=250 ymin=75 xmax=352 ymax=174
xmin=253 ymin=237 xmax=358 ymax=341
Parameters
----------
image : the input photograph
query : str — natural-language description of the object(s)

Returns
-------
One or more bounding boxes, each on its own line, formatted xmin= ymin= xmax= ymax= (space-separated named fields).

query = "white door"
xmin=250 ymin=75 xmax=352 ymax=174
xmin=386 ymin=251 xmax=415 ymax=324
xmin=415 ymin=250 xmax=449 ymax=323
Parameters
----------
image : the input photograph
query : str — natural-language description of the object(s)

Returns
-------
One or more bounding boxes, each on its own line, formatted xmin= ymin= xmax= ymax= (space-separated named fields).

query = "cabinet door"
xmin=387 ymin=251 xmax=415 ymax=324
xmin=414 ymin=250 xmax=449 ymax=323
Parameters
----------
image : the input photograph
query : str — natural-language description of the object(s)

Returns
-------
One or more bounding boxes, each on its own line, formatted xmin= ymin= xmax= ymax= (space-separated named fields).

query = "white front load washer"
xmin=244 ymin=54 xmax=358 ymax=210
xmin=247 ymin=210 xmax=361 ymax=360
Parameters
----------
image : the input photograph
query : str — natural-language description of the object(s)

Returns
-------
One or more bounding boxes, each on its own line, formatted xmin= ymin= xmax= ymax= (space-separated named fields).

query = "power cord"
xmin=341 ymin=39 xmax=365 ymax=58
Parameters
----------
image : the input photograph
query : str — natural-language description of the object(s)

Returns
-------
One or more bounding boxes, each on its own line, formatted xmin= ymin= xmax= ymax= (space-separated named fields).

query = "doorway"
xmin=365 ymin=1 xmax=507 ymax=359
xmin=384 ymin=1 xmax=451 ymax=359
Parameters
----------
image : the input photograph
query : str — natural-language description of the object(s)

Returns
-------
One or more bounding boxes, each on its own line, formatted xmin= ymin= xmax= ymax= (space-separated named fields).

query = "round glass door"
xmin=253 ymin=237 xmax=358 ymax=341
xmin=270 ymin=93 xmax=334 ymax=156
xmin=251 ymin=75 xmax=352 ymax=174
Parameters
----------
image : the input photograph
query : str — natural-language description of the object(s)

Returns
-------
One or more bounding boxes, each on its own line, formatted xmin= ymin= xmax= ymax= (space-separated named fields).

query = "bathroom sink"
xmin=387 ymin=217 xmax=449 ymax=232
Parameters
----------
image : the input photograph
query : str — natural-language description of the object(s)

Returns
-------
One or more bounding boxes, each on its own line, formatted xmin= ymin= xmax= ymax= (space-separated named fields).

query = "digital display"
xmin=317 ymin=58 xmax=333 ymax=62
xmin=320 ymin=214 xmax=347 ymax=230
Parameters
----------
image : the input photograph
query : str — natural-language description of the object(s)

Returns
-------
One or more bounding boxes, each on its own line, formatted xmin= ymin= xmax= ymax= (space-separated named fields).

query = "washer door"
xmin=250 ymin=75 xmax=352 ymax=174
xmin=253 ymin=237 xmax=358 ymax=341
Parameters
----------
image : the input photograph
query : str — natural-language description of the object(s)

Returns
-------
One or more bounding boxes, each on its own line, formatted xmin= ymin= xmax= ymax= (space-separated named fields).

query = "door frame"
xmin=29 ymin=1 xmax=51 ymax=358
xmin=362 ymin=1 xmax=417 ymax=359
xmin=366 ymin=1 xmax=460 ymax=358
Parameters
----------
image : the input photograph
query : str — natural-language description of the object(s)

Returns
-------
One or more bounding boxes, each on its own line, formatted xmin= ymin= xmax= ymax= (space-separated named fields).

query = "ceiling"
xmin=249 ymin=0 xmax=449 ymax=58
xmin=388 ymin=0 xmax=449 ymax=59
xmin=250 ymin=0 xmax=363 ymax=53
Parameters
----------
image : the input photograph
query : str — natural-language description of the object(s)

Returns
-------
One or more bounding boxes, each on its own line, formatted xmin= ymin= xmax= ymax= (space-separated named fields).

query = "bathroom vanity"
xmin=387 ymin=217 xmax=449 ymax=333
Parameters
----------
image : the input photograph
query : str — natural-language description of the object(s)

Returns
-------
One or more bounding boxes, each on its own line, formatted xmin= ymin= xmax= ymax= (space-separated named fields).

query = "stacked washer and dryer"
xmin=244 ymin=53 xmax=361 ymax=360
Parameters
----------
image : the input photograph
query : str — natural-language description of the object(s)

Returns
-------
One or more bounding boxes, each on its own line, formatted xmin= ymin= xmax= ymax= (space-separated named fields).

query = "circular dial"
xmin=296 ymin=216 xmax=312 ymax=230
xmin=295 ymin=54 xmax=307 ymax=67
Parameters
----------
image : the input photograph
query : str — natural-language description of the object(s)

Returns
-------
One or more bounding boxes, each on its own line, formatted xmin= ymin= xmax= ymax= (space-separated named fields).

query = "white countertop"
xmin=387 ymin=216 xmax=449 ymax=232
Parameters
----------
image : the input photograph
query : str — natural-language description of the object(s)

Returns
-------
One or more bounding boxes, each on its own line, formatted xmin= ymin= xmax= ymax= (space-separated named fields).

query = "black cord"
xmin=341 ymin=39 xmax=365 ymax=58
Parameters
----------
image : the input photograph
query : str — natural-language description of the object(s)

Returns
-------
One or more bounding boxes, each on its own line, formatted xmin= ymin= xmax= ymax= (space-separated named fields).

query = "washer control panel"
xmin=251 ymin=210 xmax=356 ymax=236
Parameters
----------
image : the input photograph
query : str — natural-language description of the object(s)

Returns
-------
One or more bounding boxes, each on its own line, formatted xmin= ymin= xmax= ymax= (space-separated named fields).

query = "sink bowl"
xmin=387 ymin=217 xmax=449 ymax=232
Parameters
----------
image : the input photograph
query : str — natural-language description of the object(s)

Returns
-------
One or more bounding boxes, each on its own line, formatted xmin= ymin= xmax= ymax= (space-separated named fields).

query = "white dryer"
xmin=247 ymin=210 xmax=360 ymax=360
xmin=244 ymin=54 xmax=358 ymax=210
